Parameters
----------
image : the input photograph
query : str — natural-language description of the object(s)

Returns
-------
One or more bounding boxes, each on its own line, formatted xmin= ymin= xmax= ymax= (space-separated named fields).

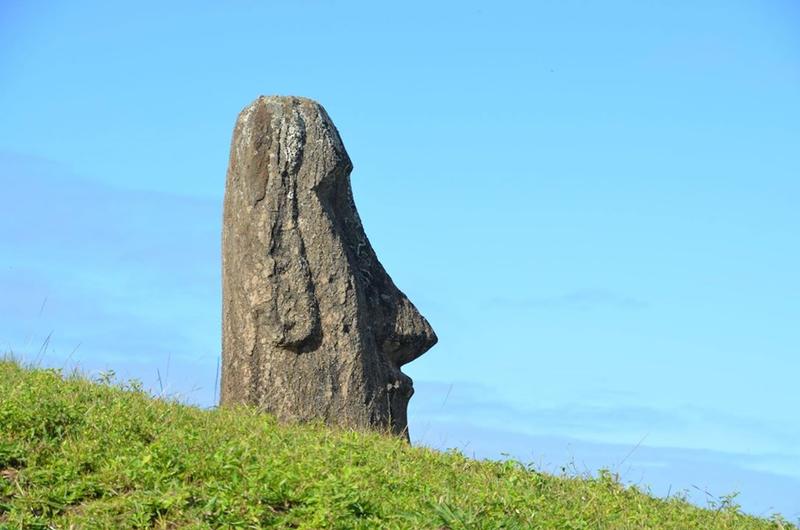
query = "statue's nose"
xmin=381 ymin=296 xmax=437 ymax=367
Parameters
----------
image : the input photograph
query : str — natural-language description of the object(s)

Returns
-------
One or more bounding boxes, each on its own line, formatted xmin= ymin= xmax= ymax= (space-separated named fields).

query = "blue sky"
xmin=2 ymin=0 xmax=799 ymax=519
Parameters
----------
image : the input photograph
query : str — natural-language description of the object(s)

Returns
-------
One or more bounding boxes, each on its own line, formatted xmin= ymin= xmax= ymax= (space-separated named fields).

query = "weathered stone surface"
xmin=221 ymin=96 xmax=437 ymax=437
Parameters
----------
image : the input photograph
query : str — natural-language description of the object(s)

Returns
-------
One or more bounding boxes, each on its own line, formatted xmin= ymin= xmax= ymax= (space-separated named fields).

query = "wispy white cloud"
xmin=409 ymin=378 xmax=800 ymax=518
xmin=411 ymin=418 xmax=800 ymax=520
xmin=1 ymin=152 xmax=221 ymax=402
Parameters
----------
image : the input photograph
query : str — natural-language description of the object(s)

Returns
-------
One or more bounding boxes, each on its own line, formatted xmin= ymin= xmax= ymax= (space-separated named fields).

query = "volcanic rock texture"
xmin=221 ymin=96 xmax=437 ymax=437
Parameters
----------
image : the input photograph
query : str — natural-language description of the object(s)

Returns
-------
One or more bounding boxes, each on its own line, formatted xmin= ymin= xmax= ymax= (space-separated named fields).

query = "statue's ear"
xmin=243 ymin=100 xmax=321 ymax=353
xmin=259 ymin=223 xmax=321 ymax=352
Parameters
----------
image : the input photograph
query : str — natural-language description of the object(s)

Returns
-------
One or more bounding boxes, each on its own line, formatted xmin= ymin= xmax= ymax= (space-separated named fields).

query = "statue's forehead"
xmin=242 ymin=97 xmax=349 ymax=165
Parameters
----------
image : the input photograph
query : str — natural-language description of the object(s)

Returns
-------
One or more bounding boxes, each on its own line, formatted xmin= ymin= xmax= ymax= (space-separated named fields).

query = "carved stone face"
xmin=221 ymin=96 xmax=437 ymax=437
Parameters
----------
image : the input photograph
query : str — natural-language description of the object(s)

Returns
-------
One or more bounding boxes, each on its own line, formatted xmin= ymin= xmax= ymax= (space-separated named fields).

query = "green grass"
xmin=0 ymin=359 xmax=794 ymax=529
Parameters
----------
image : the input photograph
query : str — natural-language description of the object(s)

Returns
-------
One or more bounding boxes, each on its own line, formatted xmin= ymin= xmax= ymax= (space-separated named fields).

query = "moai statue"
xmin=221 ymin=96 xmax=437 ymax=438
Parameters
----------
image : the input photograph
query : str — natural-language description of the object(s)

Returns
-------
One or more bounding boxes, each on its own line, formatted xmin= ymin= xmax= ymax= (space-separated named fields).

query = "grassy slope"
xmin=0 ymin=360 xmax=793 ymax=530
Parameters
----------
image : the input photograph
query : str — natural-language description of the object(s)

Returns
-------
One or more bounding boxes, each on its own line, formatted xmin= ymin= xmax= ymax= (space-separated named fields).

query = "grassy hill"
xmin=0 ymin=359 xmax=793 ymax=529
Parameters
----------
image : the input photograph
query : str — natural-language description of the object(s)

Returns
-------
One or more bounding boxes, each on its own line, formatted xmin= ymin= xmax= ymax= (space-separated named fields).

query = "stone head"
xmin=221 ymin=96 xmax=437 ymax=436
